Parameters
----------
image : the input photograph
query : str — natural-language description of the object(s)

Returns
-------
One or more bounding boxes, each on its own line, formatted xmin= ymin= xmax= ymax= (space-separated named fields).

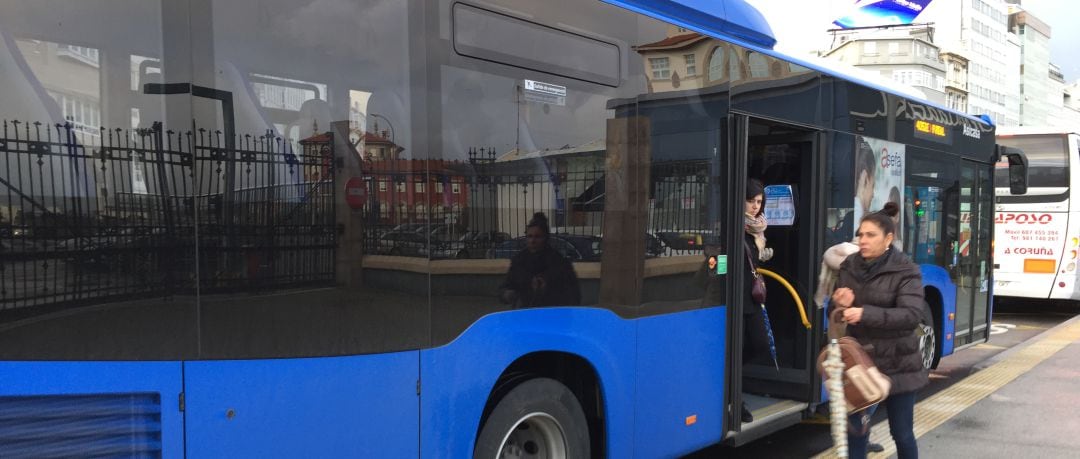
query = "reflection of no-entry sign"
xmin=345 ymin=177 xmax=367 ymax=209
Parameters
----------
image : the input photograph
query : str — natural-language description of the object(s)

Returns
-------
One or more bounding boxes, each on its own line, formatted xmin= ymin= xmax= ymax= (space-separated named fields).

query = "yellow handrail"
xmin=756 ymin=268 xmax=812 ymax=330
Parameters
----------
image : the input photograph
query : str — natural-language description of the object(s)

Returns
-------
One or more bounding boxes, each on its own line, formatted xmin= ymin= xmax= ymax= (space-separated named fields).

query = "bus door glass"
xmin=973 ymin=161 xmax=993 ymax=341
xmin=957 ymin=160 xmax=992 ymax=344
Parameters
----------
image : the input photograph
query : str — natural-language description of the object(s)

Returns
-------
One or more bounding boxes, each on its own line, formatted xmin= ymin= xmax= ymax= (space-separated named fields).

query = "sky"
xmin=745 ymin=0 xmax=1080 ymax=83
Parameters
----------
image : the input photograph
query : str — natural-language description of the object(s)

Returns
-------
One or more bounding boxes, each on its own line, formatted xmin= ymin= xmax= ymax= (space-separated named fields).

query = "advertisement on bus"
xmin=853 ymin=136 xmax=906 ymax=248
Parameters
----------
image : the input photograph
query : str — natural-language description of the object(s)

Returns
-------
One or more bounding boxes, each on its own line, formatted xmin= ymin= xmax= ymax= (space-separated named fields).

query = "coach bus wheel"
xmin=474 ymin=377 xmax=590 ymax=459
xmin=917 ymin=301 xmax=938 ymax=370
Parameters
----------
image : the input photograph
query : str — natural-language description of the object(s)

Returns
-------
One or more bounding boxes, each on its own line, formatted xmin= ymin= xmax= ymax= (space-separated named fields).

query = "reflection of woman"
xmin=498 ymin=213 xmax=581 ymax=308
xmin=830 ymin=203 xmax=927 ymax=459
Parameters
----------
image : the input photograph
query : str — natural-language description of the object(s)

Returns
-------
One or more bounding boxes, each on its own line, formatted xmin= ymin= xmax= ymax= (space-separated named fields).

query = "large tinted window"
xmin=0 ymin=0 xmax=734 ymax=359
xmin=995 ymin=134 xmax=1069 ymax=188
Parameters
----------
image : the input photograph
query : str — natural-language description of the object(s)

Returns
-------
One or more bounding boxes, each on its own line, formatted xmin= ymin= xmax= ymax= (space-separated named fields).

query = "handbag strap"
xmin=743 ymin=240 xmax=758 ymax=276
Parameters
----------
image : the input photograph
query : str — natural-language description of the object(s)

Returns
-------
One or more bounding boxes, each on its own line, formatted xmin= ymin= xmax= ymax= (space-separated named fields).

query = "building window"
xmin=649 ymin=57 xmax=671 ymax=79
xmin=452 ymin=183 xmax=461 ymax=194
xmin=684 ymin=54 xmax=697 ymax=76
xmin=396 ymin=182 xmax=406 ymax=193
xmin=707 ymin=47 xmax=724 ymax=81
xmin=729 ymin=49 xmax=742 ymax=82
xmin=415 ymin=182 xmax=425 ymax=193
xmin=863 ymin=41 xmax=877 ymax=55
xmin=436 ymin=182 xmax=443 ymax=193
xmin=888 ymin=42 xmax=900 ymax=55
xmin=379 ymin=181 xmax=387 ymax=192
xmin=748 ymin=52 xmax=769 ymax=78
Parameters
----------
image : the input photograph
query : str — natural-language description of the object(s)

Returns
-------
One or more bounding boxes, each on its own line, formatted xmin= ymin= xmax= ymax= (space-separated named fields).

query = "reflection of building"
xmin=634 ymin=26 xmax=813 ymax=95
xmin=632 ymin=26 xmax=716 ymax=92
xmin=494 ymin=141 xmax=605 ymax=231
xmin=16 ymin=40 xmax=101 ymax=141
xmin=823 ymin=25 xmax=946 ymax=105
xmin=357 ymin=130 xmax=403 ymax=161
xmin=363 ymin=159 xmax=468 ymax=224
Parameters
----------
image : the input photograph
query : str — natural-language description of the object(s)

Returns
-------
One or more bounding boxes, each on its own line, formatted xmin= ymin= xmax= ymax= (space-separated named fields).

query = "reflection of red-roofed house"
xmin=299 ymin=131 xmax=333 ymax=182
xmin=363 ymin=159 xmax=469 ymax=225
xmin=360 ymin=130 xmax=403 ymax=161
xmin=633 ymin=26 xmax=731 ymax=93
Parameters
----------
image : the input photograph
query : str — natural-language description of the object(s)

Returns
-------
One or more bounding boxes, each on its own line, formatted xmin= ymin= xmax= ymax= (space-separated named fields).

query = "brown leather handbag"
xmin=817 ymin=334 xmax=892 ymax=413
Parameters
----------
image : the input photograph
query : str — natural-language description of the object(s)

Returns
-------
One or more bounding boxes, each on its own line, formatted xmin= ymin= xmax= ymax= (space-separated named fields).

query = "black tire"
xmin=457 ymin=249 xmax=470 ymax=259
xmin=389 ymin=247 xmax=402 ymax=256
xmin=473 ymin=378 xmax=590 ymax=459
xmin=918 ymin=301 xmax=940 ymax=370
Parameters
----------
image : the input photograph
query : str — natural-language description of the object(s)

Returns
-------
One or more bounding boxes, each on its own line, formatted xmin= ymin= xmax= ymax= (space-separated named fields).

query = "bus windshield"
xmin=995 ymin=134 xmax=1069 ymax=188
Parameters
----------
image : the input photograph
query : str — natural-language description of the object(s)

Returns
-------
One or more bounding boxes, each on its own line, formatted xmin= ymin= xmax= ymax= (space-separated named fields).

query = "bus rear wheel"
xmin=474 ymin=377 xmax=590 ymax=459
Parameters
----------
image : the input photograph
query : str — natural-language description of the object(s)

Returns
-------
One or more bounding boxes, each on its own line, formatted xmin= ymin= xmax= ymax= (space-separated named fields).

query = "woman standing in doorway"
xmin=740 ymin=179 xmax=774 ymax=422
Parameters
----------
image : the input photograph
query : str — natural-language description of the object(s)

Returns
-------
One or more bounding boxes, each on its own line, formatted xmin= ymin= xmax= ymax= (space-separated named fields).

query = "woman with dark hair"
xmin=499 ymin=213 xmax=581 ymax=308
xmin=830 ymin=202 xmax=927 ymax=459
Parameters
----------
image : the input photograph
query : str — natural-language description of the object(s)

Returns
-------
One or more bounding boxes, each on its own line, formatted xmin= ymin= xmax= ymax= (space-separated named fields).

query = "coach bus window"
xmin=995 ymin=134 xmax=1068 ymax=189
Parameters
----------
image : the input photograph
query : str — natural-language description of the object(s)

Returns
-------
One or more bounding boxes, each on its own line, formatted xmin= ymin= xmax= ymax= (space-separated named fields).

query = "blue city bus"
xmin=0 ymin=0 xmax=1024 ymax=457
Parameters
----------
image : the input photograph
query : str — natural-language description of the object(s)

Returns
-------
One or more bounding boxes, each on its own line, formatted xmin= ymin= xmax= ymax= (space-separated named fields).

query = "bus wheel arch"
xmin=474 ymin=352 xmax=604 ymax=459
xmin=921 ymin=288 xmax=944 ymax=370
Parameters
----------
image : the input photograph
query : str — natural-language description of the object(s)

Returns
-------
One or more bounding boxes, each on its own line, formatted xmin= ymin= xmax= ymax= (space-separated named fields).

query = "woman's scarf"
xmin=745 ymin=212 xmax=769 ymax=260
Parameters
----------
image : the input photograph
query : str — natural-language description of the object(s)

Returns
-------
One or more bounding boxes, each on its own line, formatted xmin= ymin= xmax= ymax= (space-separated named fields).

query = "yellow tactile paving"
xmin=814 ymin=318 xmax=1080 ymax=458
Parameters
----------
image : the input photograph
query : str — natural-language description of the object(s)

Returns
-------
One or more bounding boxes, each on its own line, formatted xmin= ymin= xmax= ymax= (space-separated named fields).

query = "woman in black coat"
xmin=742 ymin=178 xmax=773 ymax=368
xmin=831 ymin=202 xmax=927 ymax=459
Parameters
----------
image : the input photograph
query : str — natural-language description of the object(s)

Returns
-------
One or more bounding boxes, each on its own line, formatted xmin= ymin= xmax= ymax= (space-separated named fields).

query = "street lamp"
xmin=369 ymin=113 xmax=395 ymax=145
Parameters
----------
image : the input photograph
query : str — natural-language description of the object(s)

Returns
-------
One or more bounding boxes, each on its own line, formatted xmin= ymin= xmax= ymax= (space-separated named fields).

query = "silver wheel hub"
xmin=497 ymin=412 xmax=567 ymax=459
xmin=918 ymin=322 xmax=935 ymax=369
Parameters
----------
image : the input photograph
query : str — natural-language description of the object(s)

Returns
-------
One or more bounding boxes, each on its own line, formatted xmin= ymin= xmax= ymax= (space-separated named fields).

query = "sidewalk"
xmin=816 ymin=314 xmax=1080 ymax=458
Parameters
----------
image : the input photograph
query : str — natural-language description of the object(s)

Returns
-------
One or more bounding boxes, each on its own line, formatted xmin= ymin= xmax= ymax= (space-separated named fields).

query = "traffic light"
xmin=914 ymin=198 xmax=925 ymax=218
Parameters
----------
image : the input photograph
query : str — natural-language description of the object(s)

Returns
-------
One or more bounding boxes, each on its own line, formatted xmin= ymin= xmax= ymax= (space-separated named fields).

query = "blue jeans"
xmin=848 ymin=391 xmax=918 ymax=459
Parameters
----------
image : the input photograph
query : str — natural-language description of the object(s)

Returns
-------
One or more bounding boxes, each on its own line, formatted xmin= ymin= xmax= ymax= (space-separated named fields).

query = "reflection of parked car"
xmin=655 ymin=231 xmax=715 ymax=251
xmin=644 ymin=233 xmax=666 ymax=257
xmin=452 ymin=231 xmax=511 ymax=259
xmin=418 ymin=223 xmax=467 ymax=241
xmin=489 ymin=235 xmax=602 ymax=262
xmin=377 ymin=231 xmax=427 ymax=256
xmin=389 ymin=223 xmax=425 ymax=233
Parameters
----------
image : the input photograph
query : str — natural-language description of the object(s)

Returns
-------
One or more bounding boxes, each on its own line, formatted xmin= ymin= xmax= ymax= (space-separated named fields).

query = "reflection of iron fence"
xmin=0 ymin=120 xmax=335 ymax=311
xmin=360 ymin=162 xmax=714 ymax=259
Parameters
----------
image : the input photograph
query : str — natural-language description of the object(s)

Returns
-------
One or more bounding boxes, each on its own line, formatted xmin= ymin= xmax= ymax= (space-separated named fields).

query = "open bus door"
xmin=725 ymin=115 xmax=822 ymax=445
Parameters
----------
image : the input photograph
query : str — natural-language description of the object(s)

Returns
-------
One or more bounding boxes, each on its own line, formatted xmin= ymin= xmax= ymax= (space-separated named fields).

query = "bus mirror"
xmin=996 ymin=145 xmax=1028 ymax=195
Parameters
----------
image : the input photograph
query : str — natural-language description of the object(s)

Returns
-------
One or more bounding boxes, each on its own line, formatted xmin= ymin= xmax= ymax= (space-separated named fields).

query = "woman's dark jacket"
xmin=695 ymin=233 xmax=764 ymax=316
xmin=836 ymin=248 xmax=928 ymax=394
xmin=500 ymin=244 xmax=581 ymax=307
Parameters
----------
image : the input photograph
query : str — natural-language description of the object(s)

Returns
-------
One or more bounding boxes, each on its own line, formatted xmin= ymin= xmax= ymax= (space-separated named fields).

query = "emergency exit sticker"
xmin=716 ymin=255 xmax=727 ymax=275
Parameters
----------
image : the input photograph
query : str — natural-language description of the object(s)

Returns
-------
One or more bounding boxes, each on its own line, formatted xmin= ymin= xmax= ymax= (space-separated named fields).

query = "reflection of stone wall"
xmin=360 ymin=256 xmax=703 ymax=308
